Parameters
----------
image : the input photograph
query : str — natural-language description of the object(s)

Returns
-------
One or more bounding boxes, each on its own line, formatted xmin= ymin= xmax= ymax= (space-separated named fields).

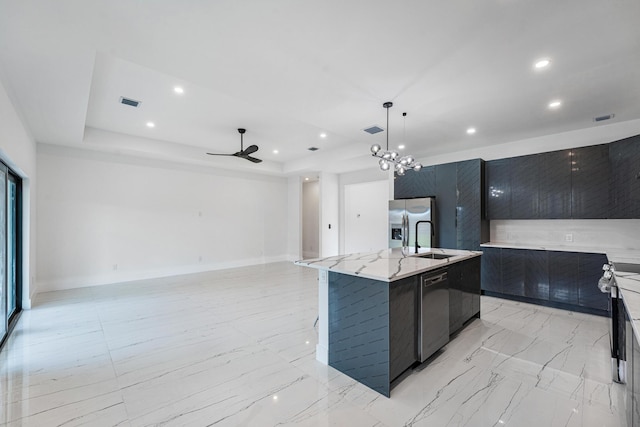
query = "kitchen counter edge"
xmin=294 ymin=248 xmax=482 ymax=283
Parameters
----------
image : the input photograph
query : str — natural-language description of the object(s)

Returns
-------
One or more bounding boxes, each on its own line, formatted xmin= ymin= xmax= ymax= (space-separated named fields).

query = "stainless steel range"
xmin=599 ymin=262 xmax=626 ymax=384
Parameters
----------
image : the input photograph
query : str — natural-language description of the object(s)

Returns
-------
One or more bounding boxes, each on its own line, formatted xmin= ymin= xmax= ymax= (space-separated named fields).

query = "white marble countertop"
xmin=480 ymin=242 xmax=640 ymax=265
xmin=294 ymin=247 xmax=482 ymax=282
xmin=615 ymin=267 xmax=640 ymax=343
xmin=480 ymin=241 xmax=608 ymax=254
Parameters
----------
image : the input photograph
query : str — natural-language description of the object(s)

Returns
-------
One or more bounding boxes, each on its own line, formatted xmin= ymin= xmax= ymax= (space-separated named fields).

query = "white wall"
xmin=0 ymin=78 xmax=37 ymax=307
xmin=302 ymin=180 xmax=319 ymax=259
xmin=36 ymin=144 xmax=289 ymax=291
xmin=319 ymin=172 xmax=339 ymax=257
xmin=344 ymin=180 xmax=389 ymax=253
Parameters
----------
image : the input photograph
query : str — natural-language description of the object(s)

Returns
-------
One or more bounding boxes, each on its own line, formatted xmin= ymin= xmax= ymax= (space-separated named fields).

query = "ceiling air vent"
xmin=119 ymin=96 xmax=141 ymax=107
xmin=594 ymin=114 xmax=614 ymax=122
xmin=308 ymin=147 xmax=319 ymax=151
xmin=363 ymin=125 xmax=384 ymax=135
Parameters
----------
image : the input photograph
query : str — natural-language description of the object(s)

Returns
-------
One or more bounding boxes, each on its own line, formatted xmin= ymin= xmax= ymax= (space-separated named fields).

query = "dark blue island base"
xmin=327 ymin=255 xmax=481 ymax=397
xmin=328 ymin=272 xmax=418 ymax=397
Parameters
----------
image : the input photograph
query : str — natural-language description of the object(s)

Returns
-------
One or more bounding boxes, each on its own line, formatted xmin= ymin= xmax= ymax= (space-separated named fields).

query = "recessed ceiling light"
xmin=273 ymin=149 xmax=279 ymax=154
xmin=304 ymin=177 xmax=309 ymax=181
xmin=534 ymin=58 xmax=551 ymax=69
xmin=173 ymin=86 xmax=184 ymax=94
xmin=319 ymin=133 xmax=327 ymax=138
xmin=466 ymin=127 xmax=476 ymax=135
xmin=398 ymin=144 xmax=405 ymax=150
xmin=548 ymin=100 xmax=562 ymax=109
xmin=146 ymin=122 xmax=155 ymax=128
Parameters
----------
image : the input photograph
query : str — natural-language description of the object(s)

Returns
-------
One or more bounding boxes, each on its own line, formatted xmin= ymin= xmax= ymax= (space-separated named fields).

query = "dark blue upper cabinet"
xmin=394 ymin=165 xmax=435 ymax=199
xmin=538 ymin=150 xmax=572 ymax=219
xmin=571 ymin=144 xmax=611 ymax=219
xmin=456 ymin=159 xmax=488 ymax=251
xmin=610 ymin=135 xmax=640 ymax=219
xmin=486 ymin=159 xmax=511 ymax=219
xmin=511 ymin=155 xmax=540 ymax=219
xmin=435 ymin=163 xmax=457 ymax=249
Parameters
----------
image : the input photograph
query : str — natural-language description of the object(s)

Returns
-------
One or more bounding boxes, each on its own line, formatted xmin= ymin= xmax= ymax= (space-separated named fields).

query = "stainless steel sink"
xmin=613 ymin=263 xmax=640 ymax=274
xmin=417 ymin=253 xmax=454 ymax=260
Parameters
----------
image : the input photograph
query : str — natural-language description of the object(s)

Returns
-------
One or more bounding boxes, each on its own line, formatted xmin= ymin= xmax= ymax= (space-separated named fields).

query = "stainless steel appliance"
xmin=420 ymin=268 xmax=449 ymax=362
xmin=599 ymin=262 xmax=626 ymax=383
xmin=389 ymin=198 xmax=435 ymax=251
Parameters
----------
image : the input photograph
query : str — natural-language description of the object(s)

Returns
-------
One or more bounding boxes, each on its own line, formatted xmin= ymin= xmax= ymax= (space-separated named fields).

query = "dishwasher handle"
xmin=423 ymin=272 xmax=448 ymax=286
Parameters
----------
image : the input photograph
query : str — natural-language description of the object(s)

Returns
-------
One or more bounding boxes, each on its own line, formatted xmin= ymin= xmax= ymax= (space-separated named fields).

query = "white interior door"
xmin=344 ymin=180 xmax=389 ymax=254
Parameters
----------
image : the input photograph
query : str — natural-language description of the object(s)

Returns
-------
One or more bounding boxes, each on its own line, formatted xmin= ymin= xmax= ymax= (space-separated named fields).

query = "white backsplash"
xmin=490 ymin=219 xmax=640 ymax=251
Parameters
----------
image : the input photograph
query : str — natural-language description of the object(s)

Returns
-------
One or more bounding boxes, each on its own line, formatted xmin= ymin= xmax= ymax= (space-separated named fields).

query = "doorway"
xmin=344 ymin=180 xmax=388 ymax=254
xmin=302 ymin=179 xmax=319 ymax=259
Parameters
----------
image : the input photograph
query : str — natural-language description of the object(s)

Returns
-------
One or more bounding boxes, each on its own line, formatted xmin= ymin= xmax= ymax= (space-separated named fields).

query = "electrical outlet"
xmin=565 ymin=233 xmax=574 ymax=243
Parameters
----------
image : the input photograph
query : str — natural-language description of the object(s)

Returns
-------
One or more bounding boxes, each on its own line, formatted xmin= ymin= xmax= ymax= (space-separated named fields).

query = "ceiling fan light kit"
xmin=371 ymin=102 xmax=421 ymax=175
xmin=206 ymin=128 xmax=263 ymax=163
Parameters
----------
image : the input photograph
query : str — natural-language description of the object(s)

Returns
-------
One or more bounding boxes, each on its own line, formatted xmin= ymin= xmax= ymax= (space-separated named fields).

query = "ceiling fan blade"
xmin=206 ymin=152 xmax=234 ymax=156
xmin=244 ymin=156 xmax=263 ymax=163
xmin=242 ymin=145 xmax=259 ymax=155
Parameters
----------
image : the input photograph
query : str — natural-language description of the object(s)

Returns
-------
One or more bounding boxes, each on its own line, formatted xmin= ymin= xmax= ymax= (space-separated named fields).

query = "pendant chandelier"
xmin=370 ymin=102 xmax=422 ymax=175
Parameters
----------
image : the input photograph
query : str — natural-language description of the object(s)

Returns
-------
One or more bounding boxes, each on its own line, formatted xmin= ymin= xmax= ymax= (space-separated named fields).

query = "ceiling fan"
xmin=206 ymin=128 xmax=262 ymax=163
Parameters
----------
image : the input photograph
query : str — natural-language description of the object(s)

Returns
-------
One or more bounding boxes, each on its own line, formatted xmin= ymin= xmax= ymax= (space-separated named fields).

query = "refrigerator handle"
xmin=403 ymin=214 xmax=408 ymax=248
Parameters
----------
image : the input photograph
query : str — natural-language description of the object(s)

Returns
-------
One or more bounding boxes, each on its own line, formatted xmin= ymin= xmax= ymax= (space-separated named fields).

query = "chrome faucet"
xmin=415 ymin=220 xmax=434 ymax=254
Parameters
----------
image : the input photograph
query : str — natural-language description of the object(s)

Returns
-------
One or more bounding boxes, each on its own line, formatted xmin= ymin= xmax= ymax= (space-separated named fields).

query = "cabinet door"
xmin=610 ymin=135 xmax=640 ymax=219
xmin=456 ymin=159 xmax=486 ymax=251
xmin=486 ymin=159 xmax=511 ymax=219
xmin=394 ymin=165 xmax=436 ymax=199
xmin=577 ymin=253 xmax=608 ymax=311
xmin=481 ymin=247 xmax=502 ymax=293
xmin=389 ymin=276 xmax=419 ymax=381
xmin=524 ymin=250 xmax=549 ymax=301
xmin=571 ymin=144 xmax=611 ymax=219
xmin=510 ymin=155 xmax=540 ymax=219
xmin=501 ymin=249 xmax=525 ymax=297
xmin=436 ymin=163 xmax=457 ymax=249
xmin=461 ymin=256 xmax=481 ymax=319
xmin=549 ymin=251 xmax=579 ymax=305
xmin=448 ymin=263 xmax=463 ymax=334
xmin=538 ymin=149 xmax=572 ymax=219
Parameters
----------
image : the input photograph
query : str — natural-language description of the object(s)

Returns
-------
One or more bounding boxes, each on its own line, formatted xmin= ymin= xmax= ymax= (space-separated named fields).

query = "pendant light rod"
xmin=383 ymin=101 xmax=392 ymax=151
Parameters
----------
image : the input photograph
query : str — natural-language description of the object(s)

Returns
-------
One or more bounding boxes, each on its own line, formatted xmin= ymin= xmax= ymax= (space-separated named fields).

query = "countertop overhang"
xmin=294 ymin=248 xmax=482 ymax=282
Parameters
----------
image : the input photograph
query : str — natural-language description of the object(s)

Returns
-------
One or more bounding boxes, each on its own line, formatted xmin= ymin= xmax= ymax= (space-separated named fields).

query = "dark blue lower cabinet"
xmin=577 ymin=253 xmax=608 ymax=311
xmin=484 ymin=248 xmax=607 ymax=315
xmin=524 ymin=250 xmax=549 ymax=300
xmin=501 ymin=249 xmax=525 ymax=297
xmin=549 ymin=251 xmax=579 ymax=306
xmin=448 ymin=262 xmax=464 ymax=334
xmin=481 ymin=247 xmax=502 ymax=293
xmin=461 ymin=256 xmax=481 ymax=320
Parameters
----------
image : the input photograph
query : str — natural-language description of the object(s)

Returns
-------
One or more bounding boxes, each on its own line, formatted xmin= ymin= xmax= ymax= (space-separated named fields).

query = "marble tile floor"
xmin=0 ymin=262 xmax=626 ymax=426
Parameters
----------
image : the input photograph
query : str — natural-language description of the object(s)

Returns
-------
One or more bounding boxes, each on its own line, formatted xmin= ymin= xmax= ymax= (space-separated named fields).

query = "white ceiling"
xmin=1 ymin=0 xmax=640 ymax=176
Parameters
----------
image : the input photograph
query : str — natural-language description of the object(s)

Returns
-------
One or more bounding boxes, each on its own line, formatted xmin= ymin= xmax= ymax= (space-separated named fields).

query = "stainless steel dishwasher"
xmin=420 ymin=269 xmax=450 ymax=362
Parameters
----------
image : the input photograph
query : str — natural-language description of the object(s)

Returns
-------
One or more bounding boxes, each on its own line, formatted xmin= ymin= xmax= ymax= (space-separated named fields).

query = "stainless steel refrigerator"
xmin=389 ymin=198 xmax=435 ymax=250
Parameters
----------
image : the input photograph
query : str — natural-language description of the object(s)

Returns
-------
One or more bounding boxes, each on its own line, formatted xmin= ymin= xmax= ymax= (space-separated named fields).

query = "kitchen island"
xmin=295 ymin=247 xmax=482 ymax=397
